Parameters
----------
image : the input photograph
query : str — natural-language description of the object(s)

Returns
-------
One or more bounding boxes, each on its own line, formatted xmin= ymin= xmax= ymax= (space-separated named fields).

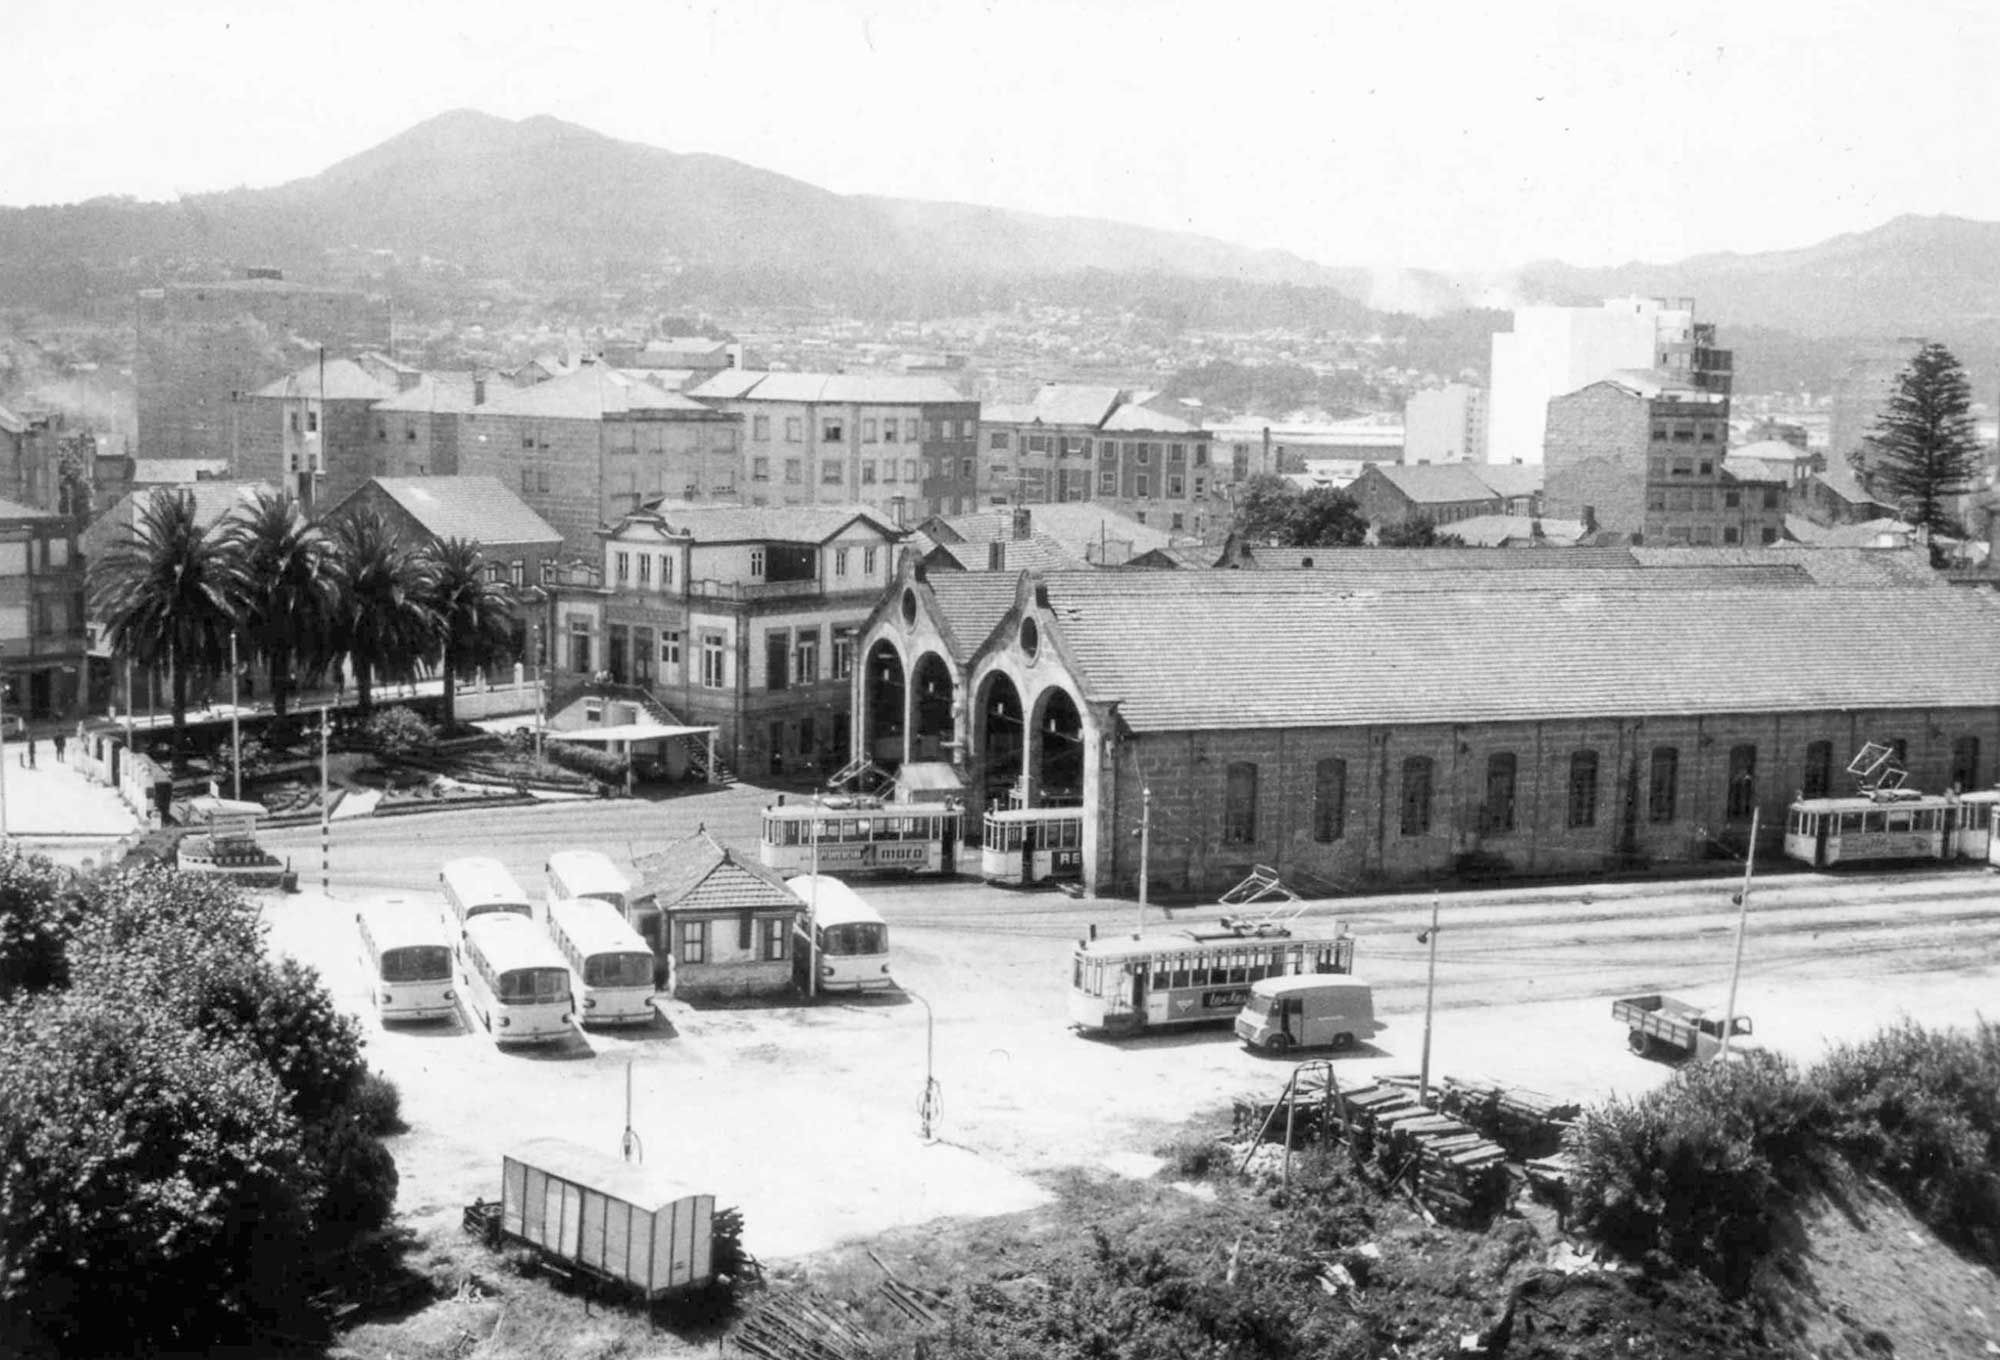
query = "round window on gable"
xmin=1020 ymin=616 xmax=1040 ymax=660
xmin=900 ymin=588 xmax=918 ymax=627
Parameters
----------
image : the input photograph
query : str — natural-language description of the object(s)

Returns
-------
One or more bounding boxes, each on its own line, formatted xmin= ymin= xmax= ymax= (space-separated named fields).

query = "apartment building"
xmin=236 ymin=358 xmax=400 ymax=513
xmin=690 ymin=371 xmax=978 ymax=520
xmin=981 ymin=386 xmax=1221 ymax=535
xmin=0 ymin=497 xmax=88 ymax=721
xmin=1401 ymin=384 xmax=1488 ymax=464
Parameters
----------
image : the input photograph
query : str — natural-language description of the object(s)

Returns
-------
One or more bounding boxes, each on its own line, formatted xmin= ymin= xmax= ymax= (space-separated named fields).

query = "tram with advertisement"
xmin=981 ymin=806 xmax=1086 ymax=886
xmin=757 ymin=797 xmax=958 ymax=876
xmin=1782 ymin=787 xmax=2000 ymax=869
xmin=1068 ymin=918 xmax=1356 ymax=1037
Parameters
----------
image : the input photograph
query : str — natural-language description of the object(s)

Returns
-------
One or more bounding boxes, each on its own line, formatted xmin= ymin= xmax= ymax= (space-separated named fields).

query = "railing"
xmin=685 ymin=578 xmax=823 ymax=601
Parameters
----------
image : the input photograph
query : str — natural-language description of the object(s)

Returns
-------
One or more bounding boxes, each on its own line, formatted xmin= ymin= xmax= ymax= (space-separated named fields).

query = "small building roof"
xmin=617 ymin=502 xmax=900 ymax=546
xmin=1731 ymin=439 xmax=1816 ymax=464
xmin=1360 ymin=462 xmax=1503 ymax=504
xmin=688 ymin=371 xmax=967 ymax=405
xmin=630 ymin=829 xmax=800 ymax=916
xmin=371 ymin=373 xmax=485 ymax=414
xmin=504 ymin=1137 xmax=705 ymax=1212
xmin=1810 ymin=471 xmax=1899 ymax=510
xmin=358 ymin=477 xmax=561 ymax=548
xmin=1443 ymin=515 xmax=1587 ymax=548
xmin=985 ymin=384 xmax=1125 ymax=429
xmin=248 ymin=357 xmax=398 ymax=402
xmin=1464 ymin=464 xmax=1543 ymax=500
xmin=475 ymin=365 xmax=721 ymax=419
xmin=1100 ymin=401 xmax=1203 ymax=434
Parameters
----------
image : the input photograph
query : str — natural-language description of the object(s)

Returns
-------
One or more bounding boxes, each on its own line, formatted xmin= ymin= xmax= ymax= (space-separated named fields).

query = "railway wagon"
xmin=499 ymin=1137 xmax=715 ymax=1300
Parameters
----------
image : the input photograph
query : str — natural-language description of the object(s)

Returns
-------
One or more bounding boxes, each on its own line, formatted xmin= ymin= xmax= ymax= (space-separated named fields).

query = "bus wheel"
xmin=1263 ymin=1034 xmax=1292 ymax=1055
xmin=1628 ymin=1029 xmax=1650 ymax=1057
xmin=1329 ymin=1032 xmax=1355 ymax=1052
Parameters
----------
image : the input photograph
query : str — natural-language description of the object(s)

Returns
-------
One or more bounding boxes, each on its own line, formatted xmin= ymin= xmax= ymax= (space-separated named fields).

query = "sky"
xmin=6 ymin=0 xmax=2000 ymax=274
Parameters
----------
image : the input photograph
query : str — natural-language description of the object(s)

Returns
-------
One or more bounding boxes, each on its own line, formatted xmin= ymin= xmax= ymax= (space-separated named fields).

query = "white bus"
xmin=355 ymin=906 xmax=457 ymax=1023
xmin=458 ymin=915 xmax=575 ymax=1045
xmin=546 ymin=897 xmax=659 ymax=1026
xmin=1069 ymin=920 xmax=1356 ymax=1037
xmin=546 ymin=850 xmax=633 ymax=918
xmin=441 ymin=857 xmax=534 ymax=932
xmin=784 ymin=875 xmax=893 ymax=993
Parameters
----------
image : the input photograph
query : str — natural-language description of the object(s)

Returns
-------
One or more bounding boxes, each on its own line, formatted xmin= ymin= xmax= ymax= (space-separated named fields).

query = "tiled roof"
xmin=1465 ymin=464 xmax=1543 ymax=500
xmin=371 ymin=374 xmax=484 ymax=414
xmin=1017 ymin=385 xmax=1125 ymax=428
xmin=1362 ymin=463 xmax=1503 ymax=504
xmin=362 ymin=477 xmax=560 ymax=548
xmin=1721 ymin=457 xmax=1788 ymax=484
xmin=690 ymin=371 xmax=967 ymax=405
xmin=927 ymin=535 xmax=1085 ymax=573
xmin=475 ymin=365 xmax=720 ymax=419
xmin=249 ymin=358 xmax=398 ymax=402
xmin=1101 ymin=402 xmax=1203 ymax=434
xmin=1630 ymin=545 xmax=1937 ymax=586
xmin=923 ymin=572 xmax=1027 ymax=660
xmin=1443 ymin=515 xmax=1587 ymax=548
xmin=630 ymin=829 xmax=798 ymax=914
xmin=1781 ymin=519 xmax=1920 ymax=551
xmin=1811 ymin=471 xmax=1896 ymax=509
xmin=619 ymin=502 xmax=899 ymax=545
xmin=1025 ymin=573 xmax=2000 ymax=732
xmin=1235 ymin=546 xmax=1646 ymax=572
xmin=937 ymin=505 xmax=1174 ymax=561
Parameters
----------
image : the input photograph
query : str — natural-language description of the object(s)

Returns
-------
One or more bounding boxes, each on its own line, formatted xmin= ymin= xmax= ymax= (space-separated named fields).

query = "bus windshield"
xmin=822 ymin=922 xmax=887 ymax=956
xmin=583 ymin=953 xmax=653 ymax=989
xmin=498 ymin=967 xmax=571 ymax=1004
xmin=379 ymin=945 xmax=451 ymax=983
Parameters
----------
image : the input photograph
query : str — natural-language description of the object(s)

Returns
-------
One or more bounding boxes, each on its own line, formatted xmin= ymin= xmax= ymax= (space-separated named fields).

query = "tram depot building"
xmin=850 ymin=548 xmax=2000 ymax=897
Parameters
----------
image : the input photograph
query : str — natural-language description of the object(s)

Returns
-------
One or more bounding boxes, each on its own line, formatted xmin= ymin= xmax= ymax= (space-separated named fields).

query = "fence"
xmin=72 ymin=728 xmax=172 ymax=829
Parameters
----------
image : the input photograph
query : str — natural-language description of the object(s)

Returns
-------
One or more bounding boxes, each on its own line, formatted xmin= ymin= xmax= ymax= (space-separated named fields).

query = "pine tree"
xmin=1863 ymin=342 xmax=1986 ymax=540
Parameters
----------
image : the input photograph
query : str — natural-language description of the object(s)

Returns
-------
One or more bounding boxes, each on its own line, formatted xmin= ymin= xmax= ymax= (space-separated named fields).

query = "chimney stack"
xmin=1012 ymin=506 xmax=1032 ymax=540
xmin=473 ymin=375 xmax=487 ymax=406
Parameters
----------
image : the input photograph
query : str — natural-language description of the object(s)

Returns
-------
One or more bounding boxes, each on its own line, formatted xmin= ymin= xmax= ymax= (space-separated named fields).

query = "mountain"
xmin=0 ymin=109 xmax=1353 ymax=305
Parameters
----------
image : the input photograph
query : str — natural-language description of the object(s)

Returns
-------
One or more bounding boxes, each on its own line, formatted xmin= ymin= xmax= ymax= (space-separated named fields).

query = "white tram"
xmin=1068 ymin=920 xmax=1356 ymax=1037
xmin=981 ymin=806 xmax=1086 ymax=886
xmin=1782 ymin=788 xmax=2000 ymax=869
xmin=758 ymin=797 xmax=958 ymax=876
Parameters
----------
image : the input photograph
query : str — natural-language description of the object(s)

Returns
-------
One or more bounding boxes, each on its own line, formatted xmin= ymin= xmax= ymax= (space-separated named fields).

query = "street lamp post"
xmin=807 ymin=797 xmax=822 ymax=1000
xmin=0 ymin=641 xmax=10 ymax=840
xmin=1418 ymin=891 xmax=1441 ymax=1105
xmin=229 ymin=632 xmax=242 ymax=802
xmin=907 ymin=987 xmax=940 ymax=1141
xmin=1719 ymin=806 xmax=1759 ymax=1060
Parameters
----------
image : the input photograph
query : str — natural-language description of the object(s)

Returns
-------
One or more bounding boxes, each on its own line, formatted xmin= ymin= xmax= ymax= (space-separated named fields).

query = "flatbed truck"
xmin=1612 ymin=993 xmax=1752 ymax=1062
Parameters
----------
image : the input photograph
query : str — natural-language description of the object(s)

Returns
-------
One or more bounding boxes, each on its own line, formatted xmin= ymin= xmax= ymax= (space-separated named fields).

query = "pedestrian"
xmin=53 ymin=732 xmax=65 ymax=763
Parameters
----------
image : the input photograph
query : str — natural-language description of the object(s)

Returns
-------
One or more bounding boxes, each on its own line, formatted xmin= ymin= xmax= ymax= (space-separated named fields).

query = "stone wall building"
xmin=981 ymin=386 xmax=1222 ymax=536
xmin=0 ymin=497 xmax=88 ymax=721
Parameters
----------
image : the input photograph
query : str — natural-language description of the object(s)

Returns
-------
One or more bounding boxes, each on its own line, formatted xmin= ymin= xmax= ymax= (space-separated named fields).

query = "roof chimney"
xmin=987 ymin=540 xmax=1006 ymax=571
xmin=1012 ymin=506 xmax=1032 ymax=541
xmin=473 ymin=375 xmax=487 ymax=406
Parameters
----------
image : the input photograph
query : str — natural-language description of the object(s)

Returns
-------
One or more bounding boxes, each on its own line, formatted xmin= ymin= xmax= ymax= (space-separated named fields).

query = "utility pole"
xmin=1418 ymin=891 xmax=1441 ymax=1105
xmin=0 ymin=640 xmax=10 ymax=840
xmin=808 ymin=798 xmax=821 ymax=999
xmin=1136 ymin=785 xmax=1151 ymax=936
xmin=229 ymin=632 xmax=242 ymax=802
xmin=319 ymin=706 xmax=330 ymax=895
xmin=1719 ymin=806 xmax=1758 ymax=1060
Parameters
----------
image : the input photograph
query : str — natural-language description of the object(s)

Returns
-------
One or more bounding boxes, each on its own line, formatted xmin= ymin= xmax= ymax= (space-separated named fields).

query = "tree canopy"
xmin=1862 ymin=342 xmax=1986 ymax=541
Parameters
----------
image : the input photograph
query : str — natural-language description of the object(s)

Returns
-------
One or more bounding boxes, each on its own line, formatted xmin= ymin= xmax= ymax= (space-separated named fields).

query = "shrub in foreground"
xmin=544 ymin=736 xmax=630 ymax=784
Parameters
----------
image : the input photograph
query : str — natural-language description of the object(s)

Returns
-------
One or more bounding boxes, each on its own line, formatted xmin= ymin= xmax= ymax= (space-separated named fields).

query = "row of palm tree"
xmin=89 ymin=487 xmax=519 ymax=770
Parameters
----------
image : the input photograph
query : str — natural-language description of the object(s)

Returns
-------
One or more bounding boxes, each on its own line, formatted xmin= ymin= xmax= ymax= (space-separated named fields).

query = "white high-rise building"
xmin=1487 ymin=297 xmax=1698 ymax=465
xmin=1402 ymin=383 xmax=1487 ymax=464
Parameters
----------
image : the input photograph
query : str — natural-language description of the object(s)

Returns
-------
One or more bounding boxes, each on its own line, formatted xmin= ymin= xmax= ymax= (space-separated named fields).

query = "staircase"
xmin=681 ymin=733 xmax=735 ymax=787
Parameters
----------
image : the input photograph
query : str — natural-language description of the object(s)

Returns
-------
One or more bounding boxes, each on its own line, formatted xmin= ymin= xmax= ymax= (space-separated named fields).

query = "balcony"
xmin=686 ymin=577 xmax=825 ymax=601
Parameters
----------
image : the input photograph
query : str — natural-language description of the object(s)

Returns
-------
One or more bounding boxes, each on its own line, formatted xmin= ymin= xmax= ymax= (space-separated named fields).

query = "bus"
xmin=546 ymin=897 xmax=658 ymax=1026
xmin=1069 ymin=920 xmax=1356 ymax=1037
xmin=355 ymin=906 xmax=456 ymax=1023
xmin=441 ymin=857 xmax=534 ymax=932
xmin=784 ymin=875 xmax=893 ymax=993
xmin=758 ymin=797 xmax=956 ymax=877
xmin=1781 ymin=790 xmax=2000 ymax=869
xmin=981 ymin=807 xmax=1086 ymax=886
xmin=458 ymin=915 xmax=576 ymax=1045
xmin=546 ymin=850 xmax=633 ymax=920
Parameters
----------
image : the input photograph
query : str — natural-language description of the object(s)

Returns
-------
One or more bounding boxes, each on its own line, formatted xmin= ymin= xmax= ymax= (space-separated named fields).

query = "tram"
xmin=981 ymin=806 xmax=1086 ymax=886
xmin=758 ymin=797 xmax=958 ymax=876
xmin=1782 ymin=788 xmax=2000 ymax=869
xmin=1068 ymin=919 xmax=1356 ymax=1037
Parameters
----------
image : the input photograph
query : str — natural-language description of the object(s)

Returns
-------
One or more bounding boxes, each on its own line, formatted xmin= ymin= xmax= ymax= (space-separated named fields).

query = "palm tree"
xmin=421 ymin=537 xmax=518 ymax=731
xmin=223 ymin=489 xmax=343 ymax=718
xmin=88 ymin=488 xmax=247 ymax=771
xmin=328 ymin=509 xmax=434 ymax=716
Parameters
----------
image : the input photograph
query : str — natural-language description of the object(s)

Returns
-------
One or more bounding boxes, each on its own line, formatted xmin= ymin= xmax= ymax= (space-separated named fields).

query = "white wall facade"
xmin=1488 ymin=301 xmax=1676 ymax=465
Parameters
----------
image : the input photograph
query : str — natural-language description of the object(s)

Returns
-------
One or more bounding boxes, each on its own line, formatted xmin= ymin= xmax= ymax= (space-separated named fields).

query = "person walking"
xmin=53 ymin=732 xmax=66 ymax=763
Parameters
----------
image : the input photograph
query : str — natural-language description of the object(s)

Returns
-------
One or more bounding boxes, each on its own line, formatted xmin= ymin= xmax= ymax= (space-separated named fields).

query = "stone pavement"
xmin=0 ymin=737 xmax=142 ymax=868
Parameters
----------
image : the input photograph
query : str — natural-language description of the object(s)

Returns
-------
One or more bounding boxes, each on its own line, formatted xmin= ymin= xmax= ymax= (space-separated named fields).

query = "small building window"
xmin=700 ymin=633 xmax=727 ymax=689
xmin=1222 ymin=762 xmax=1258 ymax=844
xmin=1312 ymin=758 xmax=1346 ymax=843
xmin=1803 ymin=740 xmax=1833 ymax=799
xmin=760 ymin=917 xmax=788 ymax=961
xmin=1400 ymin=757 xmax=1434 ymax=836
xmin=1952 ymin=736 xmax=1981 ymax=791
xmin=1649 ymin=747 xmax=1678 ymax=823
xmin=822 ymin=418 xmax=844 ymax=443
xmin=749 ymin=547 xmax=765 ymax=578
xmin=679 ymin=920 xmax=708 ymax=965
xmin=1727 ymin=744 xmax=1758 ymax=820
xmin=753 ymin=414 xmax=770 ymax=441
xmin=1484 ymin=753 xmax=1518 ymax=834
xmin=1568 ymin=750 xmax=1599 ymax=828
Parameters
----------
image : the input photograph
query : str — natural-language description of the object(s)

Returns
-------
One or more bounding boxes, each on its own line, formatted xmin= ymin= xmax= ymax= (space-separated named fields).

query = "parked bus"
xmin=981 ymin=807 xmax=1086 ymax=886
xmin=546 ymin=897 xmax=658 ymax=1026
xmin=784 ymin=875 xmax=893 ymax=993
xmin=441 ymin=856 xmax=534 ymax=932
xmin=458 ymin=914 xmax=575 ymax=1045
xmin=546 ymin=850 xmax=632 ymax=920
xmin=1069 ymin=921 xmax=1356 ymax=1037
xmin=1781 ymin=789 xmax=2000 ymax=869
xmin=355 ymin=906 xmax=457 ymax=1023
xmin=758 ymin=797 xmax=956 ymax=877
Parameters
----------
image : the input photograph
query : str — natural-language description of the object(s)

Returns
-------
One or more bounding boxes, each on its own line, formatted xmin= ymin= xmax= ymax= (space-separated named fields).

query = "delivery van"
xmin=1234 ymin=975 xmax=1379 ymax=1053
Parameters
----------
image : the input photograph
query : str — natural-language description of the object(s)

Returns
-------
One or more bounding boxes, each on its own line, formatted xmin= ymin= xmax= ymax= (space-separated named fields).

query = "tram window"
xmin=1073 ymin=959 xmax=1083 ymax=988
xmin=1170 ymin=968 xmax=1188 ymax=988
xmin=1838 ymin=812 xmax=1861 ymax=834
xmin=1863 ymin=812 xmax=1885 ymax=833
xmin=1887 ymin=811 xmax=1911 ymax=832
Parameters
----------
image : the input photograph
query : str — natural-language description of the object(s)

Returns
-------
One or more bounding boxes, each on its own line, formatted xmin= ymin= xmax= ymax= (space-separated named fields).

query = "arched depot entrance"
xmin=910 ymin=652 xmax=956 ymax=764
xmin=1034 ymin=687 xmax=1085 ymax=806
xmin=977 ymin=672 xmax=1026 ymax=810
xmin=864 ymin=639 xmax=907 ymax=773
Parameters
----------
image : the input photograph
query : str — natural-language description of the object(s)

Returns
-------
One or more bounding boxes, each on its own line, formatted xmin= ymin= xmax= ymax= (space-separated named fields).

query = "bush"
xmin=543 ymin=736 xmax=630 ymax=784
xmin=1156 ymin=1134 xmax=1228 ymax=1180
xmin=211 ymin=735 xmax=274 ymax=785
xmin=361 ymin=705 xmax=437 ymax=759
xmin=1567 ymin=1050 xmax=1823 ymax=1295
xmin=0 ymin=849 xmax=79 ymax=1000
xmin=353 ymin=1069 xmax=407 ymax=1136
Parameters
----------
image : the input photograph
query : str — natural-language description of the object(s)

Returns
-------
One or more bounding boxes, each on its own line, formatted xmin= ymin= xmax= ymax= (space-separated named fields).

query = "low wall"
xmin=72 ymin=728 xmax=170 ymax=829
xmin=455 ymin=675 xmax=545 ymax=721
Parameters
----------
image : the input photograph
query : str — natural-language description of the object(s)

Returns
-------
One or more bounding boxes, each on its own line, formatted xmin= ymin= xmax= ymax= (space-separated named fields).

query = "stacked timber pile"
xmin=732 ymin=1290 xmax=874 ymax=1360
xmin=1434 ymin=1075 xmax=1579 ymax=1159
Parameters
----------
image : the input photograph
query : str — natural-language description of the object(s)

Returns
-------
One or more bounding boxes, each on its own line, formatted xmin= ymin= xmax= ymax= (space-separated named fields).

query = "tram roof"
xmin=1074 ymin=920 xmax=1351 ymax=960
xmin=1010 ymin=576 xmax=2000 ymax=732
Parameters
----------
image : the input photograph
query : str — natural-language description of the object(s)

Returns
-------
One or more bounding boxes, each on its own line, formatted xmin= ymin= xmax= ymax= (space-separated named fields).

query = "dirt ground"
xmin=254 ymin=794 xmax=2000 ymax=1282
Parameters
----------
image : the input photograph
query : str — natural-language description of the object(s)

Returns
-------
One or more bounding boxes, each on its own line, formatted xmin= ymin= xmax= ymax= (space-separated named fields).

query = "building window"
xmin=1312 ymin=758 xmax=1346 ymax=842
xmin=1400 ymin=757 xmax=1434 ymax=836
xmin=1484 ymin=753 xmax=1518 ymax=834
xmin=510 ymin=560 xmax=525 ymax=587
xmin=765 ymin=631 xmax=789 ymax=691
xmin=1194 ymin=444 xmax=1208 ymax=466
xmin=753 ymin=414 xmax=770 ymax=441
xmin=1724 ymin=489 xmax=1741 ymax=508
xmin=905 ymin=418 xmax=919 ymax=442
xmin=785 ymin=459 xmax=802 ymax=484
xmin=1723 ymin=526 xmax=1741 ymax=544
xmin=752 ymin=456 xmax=770 ymax=481
xmin=1763 ymin=488 xmax=1780 ymax=509
xmin=700 ymin=633 xmax=726 ymax=688
xmin=568 ymin=617 xmax=592 ymax=674
xmin=862 ymin=418 xmax=878 ymax=443
xmin=863 ymin=546 xmax=878 ymax=574
xmin=760 ymin=917 xmax=788 ymax=961
xmin=794 ymin=629 xmax=819 ymax=681
xmin=538 ymin=470 xmax=549 ymax=492
xmin=1136 ymin=443 xmax=1152 ymax=465
xmin=1167 ymin=474 xmax=1185 ymax=496
xmin=637 ymin=554 xmax=652 ymax=586
xmin=1222 ymin=762 xmax=1258 ymax=844
xmin=822 ymin=418 xmax=844 ymax=443
xmin=822 ymin=461 xmax=844 ymax=485
xmin=1952 ymin=736 xmax=1981 ymax=790
xmin=1649 ymin=747 xmax=1678 ymax=823
xmin=661 ymin=630 xmax=682 ymax=668
xmin=749 ymin=547 xmax=765 ymax=578
xmin=1567 ymin=750 xmax=1599 ymax=829
xmin=1027 ymin=434 xmax=1049 ymax=454
xmin=679 ymin=920 xmax=708 ymax=965
xmin=958 ymin=458 xmax=971 ymax=480
xmin=1727 ymin=743 xmax=1758 ymax=820
xmin=615 ymin=551 xmax=631 ymax=584
xmin=785 ymin=417 xmax=803 ymax=443
xmin=832 ymin=628 xmax=856 ymax=679
xmin=1803 ymin=740 xmax=1833 ymax=799
xmin=1136 ymin=474 xmax=1149 ymax=497
xmin=883 ymin=459 xmax=898 ymax=484
xmin=861 ymin=460 xmax=877 ymax=484
xmin=883 ymin=420 xmax=898 ymax=444
xmin=834 ymin=548 xmax=849 ymax=577
xmin=1761 ymin=526 xmax=1779 ymax=545
xmin=520 ymin=469 xmax=532 ymax=493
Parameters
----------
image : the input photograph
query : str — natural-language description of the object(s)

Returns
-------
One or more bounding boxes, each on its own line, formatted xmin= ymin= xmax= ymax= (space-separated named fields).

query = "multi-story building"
xmin=1401 ymin=384 xmax=1487 ymax=464
xmin=0 ymin=497 xmax=88 ymax=722
xmin=1828 ymin=337 xmax=1929 ymax=481
xmin=135 ymin=273 xmax=390 ymax=463
xmin=574 ymin=503 xmax=904 ymax=778
xmin=364 ymin=374 xmax=485 ymax=479
xmin=1346 ymin=464 xmax=1505 ymax=530
xmin=236 ymin=358 xmax=399 ymax=513
xmin=981 ymin=386 xmax=1222 ymax=535
xmin=689 ymin=371 xmax=979 ymax=521
xmin=1488 ymin=297 xmax=1731 ymax=465
xmin=455 ymin=364 xmax=745 ymax=557
xmin=1544 ymin=373 xmax=1780 ymax=544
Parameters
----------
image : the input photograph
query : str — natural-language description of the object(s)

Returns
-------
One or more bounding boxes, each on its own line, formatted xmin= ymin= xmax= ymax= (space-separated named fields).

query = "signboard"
xmin=1051 ymin=848 xmax=1083 ymax=875
xmin=810 ymin=841 xmax=933 ymax=870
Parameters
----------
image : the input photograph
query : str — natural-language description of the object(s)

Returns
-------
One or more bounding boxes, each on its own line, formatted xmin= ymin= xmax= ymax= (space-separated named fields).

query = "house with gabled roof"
xmin=627 ymin=829 xmax=803 ymax=1001
xmin=851 ymin=559 xmax=2000 ymax=894
xmin=1346 ymin=462 xmax=1505 ymax=530
xmin=234 ymin=357 xmax=399 ymax=512
xmin=580 ymin=502 xmax=906 ymax=780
